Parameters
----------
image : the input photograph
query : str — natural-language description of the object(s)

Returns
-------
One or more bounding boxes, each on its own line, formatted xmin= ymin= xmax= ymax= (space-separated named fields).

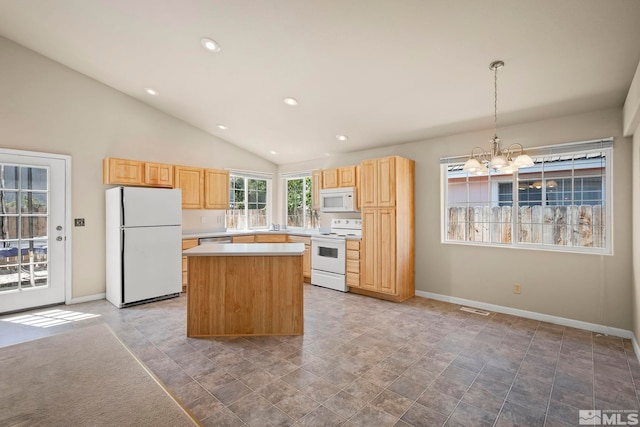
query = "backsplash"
xmin=182 ymin=209 xmax=226 ymax=232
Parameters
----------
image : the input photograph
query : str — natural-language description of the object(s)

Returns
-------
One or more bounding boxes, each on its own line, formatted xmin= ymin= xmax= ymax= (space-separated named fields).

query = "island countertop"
xmin=183 ymin=242 xmax=305 ymax=257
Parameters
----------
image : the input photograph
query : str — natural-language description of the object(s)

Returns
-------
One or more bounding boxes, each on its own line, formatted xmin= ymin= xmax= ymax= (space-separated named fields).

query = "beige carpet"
xmin=0 ymin=323 xmax=200 ymax=427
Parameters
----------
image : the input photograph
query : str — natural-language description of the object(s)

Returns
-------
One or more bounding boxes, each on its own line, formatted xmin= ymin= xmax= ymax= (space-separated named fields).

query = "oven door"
xmin=311 ymin=237 xmax=345 ymax=274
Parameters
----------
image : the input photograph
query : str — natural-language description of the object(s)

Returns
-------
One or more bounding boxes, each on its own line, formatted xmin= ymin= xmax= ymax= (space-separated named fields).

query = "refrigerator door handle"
xmin=120 ymin=228 xmax=125 ymax=302
xmin=120 ymin=187 xmax=126 ymax=227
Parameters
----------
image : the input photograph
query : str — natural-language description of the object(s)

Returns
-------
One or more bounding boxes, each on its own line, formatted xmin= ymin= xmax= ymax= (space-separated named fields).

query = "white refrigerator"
xmin=105 ymin=186 xmax=182 ymax=308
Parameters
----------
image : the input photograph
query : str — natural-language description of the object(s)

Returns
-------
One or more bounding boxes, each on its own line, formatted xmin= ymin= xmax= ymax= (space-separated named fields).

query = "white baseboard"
xmin=415 ymin=290 xmax=634 ymax=339
xmin=67 ymin=293 xmax=105 ymax=305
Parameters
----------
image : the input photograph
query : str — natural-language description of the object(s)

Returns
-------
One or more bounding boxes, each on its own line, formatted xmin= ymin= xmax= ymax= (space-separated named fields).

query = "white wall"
xmin=0 ymin=36 xmax=277 ymax=299
xmin=280 ymin=108 xmax=633 ymax=330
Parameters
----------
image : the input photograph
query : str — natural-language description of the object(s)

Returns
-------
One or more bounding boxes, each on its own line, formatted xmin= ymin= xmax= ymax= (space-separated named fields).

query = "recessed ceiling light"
xmin=200 ymin=38 xmax=221 ymax=52
xmin=217 ymin=124 xmax=228 ymax=130
xmin=283 ymin=97 xmax=298 ymax=106
xmin=269 ymin=150 xmax=277 ymax=155
xmin=144 ymin=88 xmax=159 ymax=96
xmin=336 ymin=135 xmax=349 ymax=141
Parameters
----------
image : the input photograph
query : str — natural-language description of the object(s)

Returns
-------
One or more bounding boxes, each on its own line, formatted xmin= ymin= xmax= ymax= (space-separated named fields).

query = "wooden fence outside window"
xmin=447 ymin=204 xmax=605 ymax=248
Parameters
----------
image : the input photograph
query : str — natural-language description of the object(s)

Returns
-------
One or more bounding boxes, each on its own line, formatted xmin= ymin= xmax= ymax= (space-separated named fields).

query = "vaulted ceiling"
xmin=1 ymin=0 xmax=639 ymax=164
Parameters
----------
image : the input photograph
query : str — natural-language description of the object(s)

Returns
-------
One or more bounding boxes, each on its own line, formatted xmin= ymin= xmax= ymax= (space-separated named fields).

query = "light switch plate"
xmin=74 ymin=218 xmax=85 ymax=227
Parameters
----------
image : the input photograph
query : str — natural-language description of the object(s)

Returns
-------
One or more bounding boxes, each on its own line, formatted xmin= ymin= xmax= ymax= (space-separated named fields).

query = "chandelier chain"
xmin=494 ymin=64 xmax=498 ymax=139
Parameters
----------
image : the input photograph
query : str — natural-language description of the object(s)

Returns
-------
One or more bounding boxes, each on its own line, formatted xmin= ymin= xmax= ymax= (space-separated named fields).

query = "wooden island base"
xmin=186 ymin=253 xmax=304 ymax=337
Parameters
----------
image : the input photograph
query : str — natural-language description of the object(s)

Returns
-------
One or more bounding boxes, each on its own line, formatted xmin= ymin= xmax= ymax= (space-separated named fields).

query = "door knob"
xmin=56 ymin=236 xmax=63 ymax=241
xmin=56 ymin=225 xmax=63 ymax=231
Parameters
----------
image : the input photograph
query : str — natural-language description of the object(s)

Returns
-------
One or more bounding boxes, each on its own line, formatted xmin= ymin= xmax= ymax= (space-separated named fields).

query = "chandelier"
xmin=463 ymin=60 xmax=534 ymax=175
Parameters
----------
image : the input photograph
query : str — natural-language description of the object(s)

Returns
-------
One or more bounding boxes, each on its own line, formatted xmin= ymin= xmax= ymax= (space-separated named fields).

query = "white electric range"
xmin=311 ymin=219 xmax=362 ymax=292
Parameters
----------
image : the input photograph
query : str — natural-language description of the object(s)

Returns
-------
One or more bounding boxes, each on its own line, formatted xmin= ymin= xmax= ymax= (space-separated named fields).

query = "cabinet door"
xmin=145 ymin=162 xmax=174 ymax=187
xmin=361 ymin=208 xmax=377 ymax=290
xmin=174 ymin=166 xmax=204 ymax=209
xmin=232 ymin=235 xmax=255 ymax=243
xmin=322 ymin=168 xmax=339 ymax=189
xmin=312 ymin=170 xmax=322 ymax=210
xmin=360 ymin=160 xmax=377 ymax=208
xmin=204 ymin=169 xmax=229 ymax=209
xmin=103 ymin=158 xmax=144 ymax=185
xmin=378 ymin=208 xmax=396 ymax=295
xmin=339 ymin=166 xmax=357 ymax=187
xmin=303 ymin=244 xmax=311 ymax=279
xmin=377 ymin=157 xmax=396 ymax=207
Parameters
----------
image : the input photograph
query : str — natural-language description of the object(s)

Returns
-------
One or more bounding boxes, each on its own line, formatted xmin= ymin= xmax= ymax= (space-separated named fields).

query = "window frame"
xmin=227 ymin=171 xmax=272 ymax=231
xmin=440 ymin=140 xmax=613 ymax=255
xmin=281 ymin=172 xmax=319 ymax=231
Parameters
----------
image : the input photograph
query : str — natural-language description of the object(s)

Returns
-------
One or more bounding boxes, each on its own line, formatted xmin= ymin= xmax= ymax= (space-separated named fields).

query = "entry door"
xmin=0 ymin=151 xmax=67 ymax=313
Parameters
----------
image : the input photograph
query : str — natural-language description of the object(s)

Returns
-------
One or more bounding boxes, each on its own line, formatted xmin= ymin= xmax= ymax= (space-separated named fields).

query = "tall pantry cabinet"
xmin=353 ymin=156 xmax=415 ymax=302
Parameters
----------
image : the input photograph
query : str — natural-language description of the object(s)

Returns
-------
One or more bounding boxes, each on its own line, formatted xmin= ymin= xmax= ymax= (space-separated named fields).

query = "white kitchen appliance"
xmin=320 ymin=187 xmax=358 ymax=213
xmin=106 ymin=186 xmax=182 ymax=308
xmin=311 ymin=218 xmax=362 ymax=292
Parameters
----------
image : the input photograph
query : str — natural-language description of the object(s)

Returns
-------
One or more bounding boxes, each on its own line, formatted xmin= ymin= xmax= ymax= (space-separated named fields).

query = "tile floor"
xmin=1 ymin=284 xmax=640 ymax=426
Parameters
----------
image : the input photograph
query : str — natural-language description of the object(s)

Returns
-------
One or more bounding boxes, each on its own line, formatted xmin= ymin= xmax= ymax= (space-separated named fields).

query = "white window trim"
xmin=282 ymin=172 xmax=313 ymax=231
xmin=440 ymin=139 xmax=613 ymax=255
xmin=228 ymin=170 xmax=272 ymax=230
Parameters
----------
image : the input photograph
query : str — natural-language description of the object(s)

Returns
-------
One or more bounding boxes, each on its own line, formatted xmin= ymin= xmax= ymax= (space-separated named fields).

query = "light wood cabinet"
xmin=232 ymin=235 xmax=255 ymax=243
xmin=181 ymin=238 xmax=199 ymax=292
xmin=288 ymin=235 xmax=311 ymax=280
xmin=174 ymin=166 xmax=204 ymax=209
xmin=321 ymin=166 xmax=358 ymax=189
xmin=204 ymin=169 xmax=229 ymax=209
xmin=144 ymin=162 xmax=174 ymax=187
xmin=360 ymin=157 xmax=396 ymax=208
xmin=339 ymin=165 xmax=358 ymax=187
xmin=174 ymin=166 xmax=229 ymax=210
xmin=346 ymin=239 xmax=361 ymax=288
xmin=312 ymin=170 xmax=322 ymax=210
xmin=322 ymin=168 xmax=339 ymax=189
xmin=354 ymin=156 xmax=414 ymax=302
xmin=103 ymin=158 xmax=174 ymax=187
xmin=103 ymin=158 xmax=144 ymax=185
xmin=255 ymin=234 xmax=288 ymax=243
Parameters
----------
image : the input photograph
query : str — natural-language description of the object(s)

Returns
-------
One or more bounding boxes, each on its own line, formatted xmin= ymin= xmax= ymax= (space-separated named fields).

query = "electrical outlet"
xmin=200 ymin=216 xmax=206 ymax=224
xmin=513 ymin=283 xmax=522 ymax=294
xmin=74 ymin=218 xmax=85 ymax=227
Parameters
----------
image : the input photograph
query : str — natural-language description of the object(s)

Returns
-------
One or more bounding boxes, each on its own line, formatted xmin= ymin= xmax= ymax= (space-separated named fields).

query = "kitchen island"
xmin=183 ymin=243 xmax=305 ymax=337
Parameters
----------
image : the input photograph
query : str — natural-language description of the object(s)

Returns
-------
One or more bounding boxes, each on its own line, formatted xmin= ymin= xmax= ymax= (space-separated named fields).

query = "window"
xmin=284 ymin=174 xmax=319 ymax=230
xmin=226 ymin=172 xmax=271 ymax=230
xmin=442 ymin=139 xmax=612 ymax=254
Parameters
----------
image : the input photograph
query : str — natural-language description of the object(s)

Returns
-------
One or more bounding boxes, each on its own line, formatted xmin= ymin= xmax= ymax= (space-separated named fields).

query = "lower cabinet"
xmin=232 ymin=235 xmax=255 ymax=243
xmin=181 ymin=239 xmax=199 ymax=292
xmin=346 ymin=239 xmax=360 ymax=288
xmin=288 ymin=235 xmax=311 ymax=281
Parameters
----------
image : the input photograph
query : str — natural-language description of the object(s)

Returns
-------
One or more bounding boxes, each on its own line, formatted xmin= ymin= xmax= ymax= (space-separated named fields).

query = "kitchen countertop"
xmin=183 ymin=242 xmax=305 ymax=256
xmin=181 ymin=229 xmax=322 ymax=239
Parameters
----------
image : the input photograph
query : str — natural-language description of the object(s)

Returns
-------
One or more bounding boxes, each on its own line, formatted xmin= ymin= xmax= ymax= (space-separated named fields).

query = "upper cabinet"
xmin=360 ymin=157 xmax=396 ymax=208
xmin=321 ymin=165 xmax=358 ymax=189
xmin=144 ymin=162 xmax=174 ymax=187
xmin=104 ymin=157 xmax=228 ymax=210
xmin=339 ymin=165 xmax=358 ymax=187
xmin=103 ymin=157 xmax=173 ymax=187
xmin=174 ymin=166 xmax=204 ymax=209
xmin=204 ymin=169 xmax=229 ymax=209
xmin=311 ymin=170 xmax=322 ymax=210
xmin=174 ymin=166 xmax=229 ymax=210
xmin=103 ymin=158 xmax=144 ymax=186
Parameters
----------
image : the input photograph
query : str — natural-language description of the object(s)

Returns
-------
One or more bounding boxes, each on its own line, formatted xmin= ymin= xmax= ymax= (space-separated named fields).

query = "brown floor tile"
xmin=415 ymin=387 xmax=459 ymax=416
xmin=347 ymin=404 xmax=399 ymax=427
xmin=300 ymin=377 xmax=341 ymax=403
xmin=201 ymin=406 xmax=246 ymax=427
xmin=495 ymin=400 xmax=545 ymax=427
xmin=276 ymin=392 xmax=320 ymax=420
xmin=400 ymin=402 xmax=448 ymax=427
xmin=343 ymin=377 xmax=384 ymax=402
xmin=299 ymin=405 xmax=346 ymax=427
xmin=370 ymin=389 xmax=413 ymax=418
xmin=387 ymin=375 xmax=429 ymax=400
xmin=281 ymin=367 xmax=321 ymax=390
xmin=211 ymin=379 xmax=253 ymax=405
xmin=323 ymin=390 xmax=367 ymax=419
